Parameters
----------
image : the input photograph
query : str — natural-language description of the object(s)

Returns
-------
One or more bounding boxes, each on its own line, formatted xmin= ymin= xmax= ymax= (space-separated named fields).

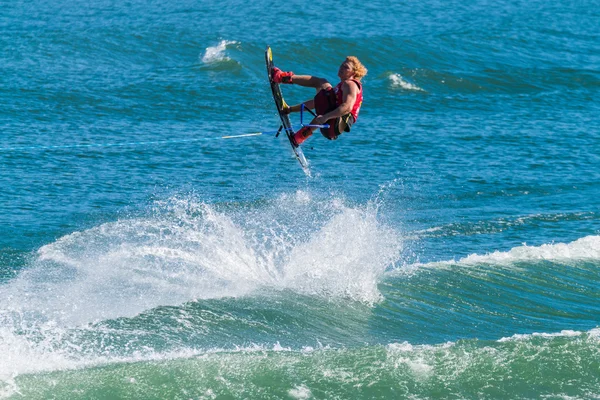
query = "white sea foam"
xmin=383 ymin=327 xmax=600 ymax=389
xmin=0 ymin=325 xmax=79 ymax=382
xmin=389 ymin=73 xmax=424 ymax=91
xmin=1 ymin=328 xmax=598 ymax=397
xmin=1 ymin=210 xmax=263 ymax=326
xmin=457 ymin=235 xmax=600 ymax=265
xmin=0 ymin=337 xmax=321 ymax=392
xmin=498 ymin=328 xmax=600 ymax=342
xmin=407 ymin=235 xmax=600 ymax=272
xmin=201 ymin=40 xmax=238 ymax=64
xmin=281 ymin=207 xmax=400 ymax=303
xmin=288 ymin=384 xmax=312 ymax=399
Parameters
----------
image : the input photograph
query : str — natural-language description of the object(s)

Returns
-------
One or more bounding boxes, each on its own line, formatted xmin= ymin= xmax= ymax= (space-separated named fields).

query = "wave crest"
xmin=201 ymin=40 xmax=238 ymax=64
xmin=389 ymin=73 xmax=425 ymax=91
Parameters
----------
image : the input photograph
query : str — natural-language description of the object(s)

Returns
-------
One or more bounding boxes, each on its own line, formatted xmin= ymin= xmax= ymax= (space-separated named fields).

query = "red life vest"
xmin=312 ymin=79 xmax=364 ymax=139
xmin=335 ymin=79 xmax=363 ymax=122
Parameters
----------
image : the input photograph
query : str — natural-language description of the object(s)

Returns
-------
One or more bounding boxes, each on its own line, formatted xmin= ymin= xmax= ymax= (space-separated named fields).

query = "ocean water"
xmin=1 ymin=0 xmax=599 ymax=398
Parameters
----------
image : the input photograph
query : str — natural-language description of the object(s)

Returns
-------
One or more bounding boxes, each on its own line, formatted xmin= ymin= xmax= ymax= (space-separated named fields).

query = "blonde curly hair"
xmin=345 ymin=56 xmax=368 ymax=80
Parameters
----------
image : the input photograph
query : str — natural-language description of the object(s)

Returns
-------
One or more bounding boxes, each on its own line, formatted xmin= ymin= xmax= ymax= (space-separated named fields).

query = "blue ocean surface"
xmin=1 ymin=0 xmax=599 ymax=398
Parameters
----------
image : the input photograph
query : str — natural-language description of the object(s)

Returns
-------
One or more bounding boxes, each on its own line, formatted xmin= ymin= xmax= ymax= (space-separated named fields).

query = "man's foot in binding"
xmin=272 ymin=67 xmax=293 ymax=84
xmin=292 ymin=127 xmax=313 ymax=147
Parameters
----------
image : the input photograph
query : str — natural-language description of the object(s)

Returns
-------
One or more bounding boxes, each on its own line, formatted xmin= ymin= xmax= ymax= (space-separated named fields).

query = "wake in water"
xmin=0 ymin=191 xmax=403 ymax=390
xmin=1 ymin=192 xmax=402 ymax=326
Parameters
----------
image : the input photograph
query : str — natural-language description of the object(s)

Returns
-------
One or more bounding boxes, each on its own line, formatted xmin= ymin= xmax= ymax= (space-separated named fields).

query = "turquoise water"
xmin=1 ymin=0 xmax=599 ymax=398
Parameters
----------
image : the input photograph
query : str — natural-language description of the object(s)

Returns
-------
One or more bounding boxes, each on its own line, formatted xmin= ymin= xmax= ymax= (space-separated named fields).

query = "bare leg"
xmin=291 ymin=75 xmax=332 ymax=92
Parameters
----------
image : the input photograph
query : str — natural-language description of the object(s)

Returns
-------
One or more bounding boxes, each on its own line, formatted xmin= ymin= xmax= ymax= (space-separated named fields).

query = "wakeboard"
xmin=265 ymin=46 xmax=310 ymax=175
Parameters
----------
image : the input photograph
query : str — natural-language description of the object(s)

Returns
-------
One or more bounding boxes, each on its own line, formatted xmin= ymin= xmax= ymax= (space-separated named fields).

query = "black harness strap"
xmin=304 ymin=105 xmax=317 ymax=117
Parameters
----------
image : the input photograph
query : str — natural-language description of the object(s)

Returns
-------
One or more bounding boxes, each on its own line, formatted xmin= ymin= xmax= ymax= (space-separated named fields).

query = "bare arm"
xmin=321 ymin=80 xmax=357 ymax=121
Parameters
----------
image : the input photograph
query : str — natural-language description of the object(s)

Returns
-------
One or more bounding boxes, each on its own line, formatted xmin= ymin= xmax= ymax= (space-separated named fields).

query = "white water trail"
xmin=0 ymin=192 xmax=403 ymax=327
xmin=0 ymin=191 xmax=404 ymax=386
